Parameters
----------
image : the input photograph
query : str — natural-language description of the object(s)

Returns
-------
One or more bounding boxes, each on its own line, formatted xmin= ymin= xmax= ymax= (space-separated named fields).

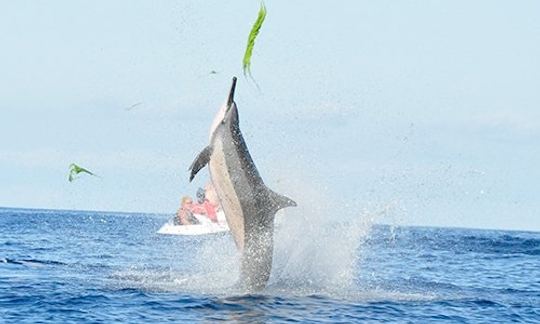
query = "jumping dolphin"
xmin=188 ymin=77 xmax=296 ymax=291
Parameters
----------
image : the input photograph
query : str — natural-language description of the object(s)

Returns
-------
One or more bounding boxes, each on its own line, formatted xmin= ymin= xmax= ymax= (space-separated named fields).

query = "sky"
xmin=1 ymin=1 xmax=539 ymax=231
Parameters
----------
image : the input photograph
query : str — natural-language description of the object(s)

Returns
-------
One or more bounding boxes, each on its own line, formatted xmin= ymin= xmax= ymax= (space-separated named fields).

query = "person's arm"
xmin=178 ymin=208 xmax=188 ymax=225
xmin=203 ymin=201 xmax=218 ymax=222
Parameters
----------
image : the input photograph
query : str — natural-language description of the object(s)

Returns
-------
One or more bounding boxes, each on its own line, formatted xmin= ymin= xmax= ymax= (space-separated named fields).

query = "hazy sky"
xmin=1 ymin=1 xmax=539 ymax=231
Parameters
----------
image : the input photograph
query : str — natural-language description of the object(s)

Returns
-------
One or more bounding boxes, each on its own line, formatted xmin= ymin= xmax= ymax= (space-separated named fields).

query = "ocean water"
xmin=0 ymin=207 xmax=538 ymax=323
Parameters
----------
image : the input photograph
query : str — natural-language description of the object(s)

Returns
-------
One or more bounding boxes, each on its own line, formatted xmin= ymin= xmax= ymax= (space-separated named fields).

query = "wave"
xmin=367 ymin=226 xmax=540 ymax=256
xmin=1 ymin=257 xmax=67 ymax=267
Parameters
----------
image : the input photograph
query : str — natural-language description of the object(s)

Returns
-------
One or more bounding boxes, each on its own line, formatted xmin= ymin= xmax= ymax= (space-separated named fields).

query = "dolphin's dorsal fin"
xmin=268 ymin=189 xmax=297 ymax=212
xmin=188 ymin=146 xmax=213 ymax=182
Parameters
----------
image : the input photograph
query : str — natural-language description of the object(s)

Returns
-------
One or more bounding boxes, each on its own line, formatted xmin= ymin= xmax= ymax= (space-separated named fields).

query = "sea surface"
xmin=0 ymin=207 xmax=538 ymax=323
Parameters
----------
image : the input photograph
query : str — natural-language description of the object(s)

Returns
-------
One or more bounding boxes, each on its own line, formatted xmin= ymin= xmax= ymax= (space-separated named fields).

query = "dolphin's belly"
xmin=208 ymin=120 xmax=279 ymax=291
xmin=209 ymin=137 xmax=246 ymax=250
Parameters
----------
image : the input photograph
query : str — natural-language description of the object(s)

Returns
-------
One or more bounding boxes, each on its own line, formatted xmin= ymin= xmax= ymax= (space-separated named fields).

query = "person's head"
xmin=196 ymin=188 xmax=205 ymax=204
xmin=181 ymin=196 xmax=193 ymax=208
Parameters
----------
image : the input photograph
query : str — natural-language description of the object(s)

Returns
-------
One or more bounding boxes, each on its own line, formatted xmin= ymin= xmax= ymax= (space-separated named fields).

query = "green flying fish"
xmin=68 ymin=163 xmax=96 ymax=182
xmin=242 ymin=2 xmax=267 ymax=77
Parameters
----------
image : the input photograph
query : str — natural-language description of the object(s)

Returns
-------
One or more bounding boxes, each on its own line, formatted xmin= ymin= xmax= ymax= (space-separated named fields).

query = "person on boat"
xmin=175 ymin=196 xmax=199 ymax=225
xmin=191 ymin=187 xmax=219 ymax=222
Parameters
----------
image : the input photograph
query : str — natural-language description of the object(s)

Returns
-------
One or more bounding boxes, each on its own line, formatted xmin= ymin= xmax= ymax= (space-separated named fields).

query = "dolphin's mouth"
xmin=226 ymin=77 xmax=237 ymax=111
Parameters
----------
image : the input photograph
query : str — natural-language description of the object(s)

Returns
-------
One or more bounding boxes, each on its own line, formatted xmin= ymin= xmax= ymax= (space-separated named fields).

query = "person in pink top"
xmin=191 ymin=187 xmax=219 ymax=222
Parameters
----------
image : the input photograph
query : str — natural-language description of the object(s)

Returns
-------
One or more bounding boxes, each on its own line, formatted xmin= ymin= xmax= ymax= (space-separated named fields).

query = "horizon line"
xmin=1 ymin=205 xmax=538 ymax=234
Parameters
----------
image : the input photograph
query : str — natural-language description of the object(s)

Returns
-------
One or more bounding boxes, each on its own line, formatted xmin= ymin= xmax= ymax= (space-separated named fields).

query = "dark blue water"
xmin=1 ymin=207 xmax=538 ymax=323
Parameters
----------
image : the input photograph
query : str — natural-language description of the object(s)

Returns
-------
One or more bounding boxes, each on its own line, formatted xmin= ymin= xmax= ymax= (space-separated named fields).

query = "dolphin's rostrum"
xmin=189 ymin=77 xmax=296 ymax=291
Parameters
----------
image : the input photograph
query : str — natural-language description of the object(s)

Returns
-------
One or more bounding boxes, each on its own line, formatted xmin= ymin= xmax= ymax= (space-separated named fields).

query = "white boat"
xmin=157 ymin=210 xmax=229 ymax=236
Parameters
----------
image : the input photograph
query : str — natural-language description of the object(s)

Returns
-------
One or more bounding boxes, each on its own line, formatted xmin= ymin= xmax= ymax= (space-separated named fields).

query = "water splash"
xmin=270 ymin=186 xmax=373 ymax=297
xmin=110 ymin=178 xmax=399 ymax=299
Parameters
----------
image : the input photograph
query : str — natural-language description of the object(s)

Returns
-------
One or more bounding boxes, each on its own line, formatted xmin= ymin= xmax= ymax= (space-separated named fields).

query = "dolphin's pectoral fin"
xmin=268 ymin=189 xmax=297 ymax=211
xmin=188 ymin=146 xmax=213 ymax=182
